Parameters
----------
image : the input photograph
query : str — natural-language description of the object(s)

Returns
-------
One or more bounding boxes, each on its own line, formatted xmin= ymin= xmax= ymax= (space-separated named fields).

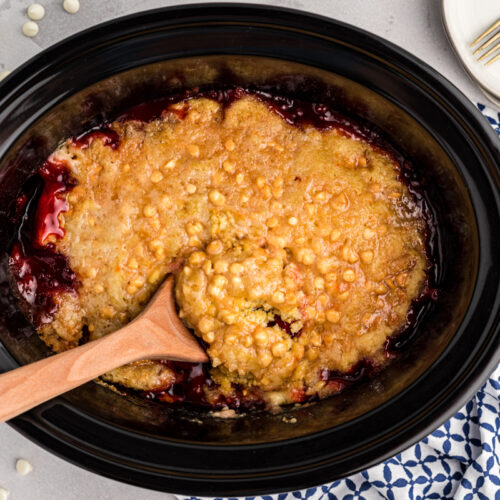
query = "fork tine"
xmin=473 ymin=31 xmax=500 ymax=55
xmin=478 ymin=41 xmax=500 ymax=61
xmin=471 ymin=19 xmax=500 ymax=46
xmin=485 ymin=52 xmax=500 ymax=66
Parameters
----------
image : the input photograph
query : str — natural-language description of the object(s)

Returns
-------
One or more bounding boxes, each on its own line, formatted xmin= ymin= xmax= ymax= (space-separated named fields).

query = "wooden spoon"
xmin=0 ymin=275 xmax=207 ymax=423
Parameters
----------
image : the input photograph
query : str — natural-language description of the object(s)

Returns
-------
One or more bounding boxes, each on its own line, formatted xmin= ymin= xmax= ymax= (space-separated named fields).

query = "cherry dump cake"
xmin=10 ymin=88 xmax=435 ymax=411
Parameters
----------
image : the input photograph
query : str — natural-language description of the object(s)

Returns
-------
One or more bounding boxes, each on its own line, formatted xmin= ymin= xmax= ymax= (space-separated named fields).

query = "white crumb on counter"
xmin=63 ymin=0 xmax=80 ymax=14
xmin=27 ymin=3 xmax=45 ymax=20
xmin=16 ymin=458 xmax=33 ymax=476
xmin=22 ymin=21 xmax=39 ymax=37
xmin=0 ymin=486 xmax=10 ymax=500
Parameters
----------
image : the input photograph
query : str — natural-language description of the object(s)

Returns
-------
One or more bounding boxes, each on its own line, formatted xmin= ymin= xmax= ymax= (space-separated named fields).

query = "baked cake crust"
xmin=10 ymin=90 xmax=430 ymax=410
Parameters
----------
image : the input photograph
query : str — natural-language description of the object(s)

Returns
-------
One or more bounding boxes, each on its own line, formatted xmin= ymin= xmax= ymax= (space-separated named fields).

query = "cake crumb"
xmin=210 ymin=408 xmax=238 ymax=419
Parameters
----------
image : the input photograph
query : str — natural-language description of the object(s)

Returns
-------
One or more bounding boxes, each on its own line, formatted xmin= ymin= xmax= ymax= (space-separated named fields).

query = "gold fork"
xmin=471 ymin=19 xmax=500 ymax=66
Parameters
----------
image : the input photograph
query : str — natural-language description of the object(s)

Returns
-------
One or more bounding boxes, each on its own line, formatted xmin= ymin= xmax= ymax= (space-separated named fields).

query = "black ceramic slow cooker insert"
xmin=0 ymin=4 xmax=499 ymax=496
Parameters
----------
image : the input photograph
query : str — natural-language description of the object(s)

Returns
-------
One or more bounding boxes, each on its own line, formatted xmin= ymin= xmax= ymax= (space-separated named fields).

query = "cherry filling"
xmin=268 ymin=314 xmax=302 ymax=338
xmin=143 ymin=362 xmax=213 ymax=405
xmin=142 ymin=361 xmax=264 ymax=410
xmin=9 ymin=242 xmax=76 ymax=326
xmin=10 ymin=158 xmax=78 ymax=327
xmin=35 ymin=157 xmax=77 ymax=245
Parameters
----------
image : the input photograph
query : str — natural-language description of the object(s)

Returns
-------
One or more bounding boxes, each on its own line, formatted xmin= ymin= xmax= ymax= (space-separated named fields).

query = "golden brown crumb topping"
xmin=30 ymin=94 xmax=427 ymax=408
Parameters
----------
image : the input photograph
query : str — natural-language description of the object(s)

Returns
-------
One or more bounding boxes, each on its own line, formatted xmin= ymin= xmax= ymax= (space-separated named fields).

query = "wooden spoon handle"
xmin=0 ymin=325 xmax=145 ymax=423
xmin=0 ymin=275 xmax=207 ymax=423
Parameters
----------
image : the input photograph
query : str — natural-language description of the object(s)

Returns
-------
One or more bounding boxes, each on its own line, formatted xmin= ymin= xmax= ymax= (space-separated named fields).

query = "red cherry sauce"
xmin=142 ymin=361 xmax=264 ymax=410
xmin=268 ymin=314 xmax=302 ymax=339
xmin=10 ymin=157 xmax=78 ymax=326
xmin=9 ymin=242 xmax=76 ymax=326
xmin=35 ymin=157 xmax=75 ymax=245
xmin=143 ymin=362 xmax=212 ymax=405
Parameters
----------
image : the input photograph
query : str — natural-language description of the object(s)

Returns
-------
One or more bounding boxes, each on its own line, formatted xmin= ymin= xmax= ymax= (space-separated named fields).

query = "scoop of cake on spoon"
xmin=0 ymin=275 xmax=207 ymax=423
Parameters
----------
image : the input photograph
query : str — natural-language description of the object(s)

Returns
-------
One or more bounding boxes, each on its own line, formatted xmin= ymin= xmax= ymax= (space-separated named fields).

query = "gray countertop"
xmin=0 ymin=1 xmax=491 ymax=499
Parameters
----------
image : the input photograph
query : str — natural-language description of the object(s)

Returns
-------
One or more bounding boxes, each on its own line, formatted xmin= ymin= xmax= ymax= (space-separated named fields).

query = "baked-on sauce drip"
xmin=9 ymin=86 xmax=438 ymax=410
xmin=70 ymin=128 xmax=120 ymax=150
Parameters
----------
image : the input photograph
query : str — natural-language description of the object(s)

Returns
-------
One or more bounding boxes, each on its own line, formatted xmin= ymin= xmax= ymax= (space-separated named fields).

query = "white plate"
xmin=442 ymin=0 xmax=500 ymax=106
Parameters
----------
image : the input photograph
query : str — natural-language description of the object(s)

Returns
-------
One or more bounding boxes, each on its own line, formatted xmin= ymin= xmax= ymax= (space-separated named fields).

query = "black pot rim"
xmin=1 ymin=3 xmax=499 ymax=496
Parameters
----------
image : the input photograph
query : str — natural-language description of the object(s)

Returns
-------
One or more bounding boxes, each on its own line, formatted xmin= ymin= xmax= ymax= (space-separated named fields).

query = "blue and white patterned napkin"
xmin=185 ymin=104 xmax=500 ymax=500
